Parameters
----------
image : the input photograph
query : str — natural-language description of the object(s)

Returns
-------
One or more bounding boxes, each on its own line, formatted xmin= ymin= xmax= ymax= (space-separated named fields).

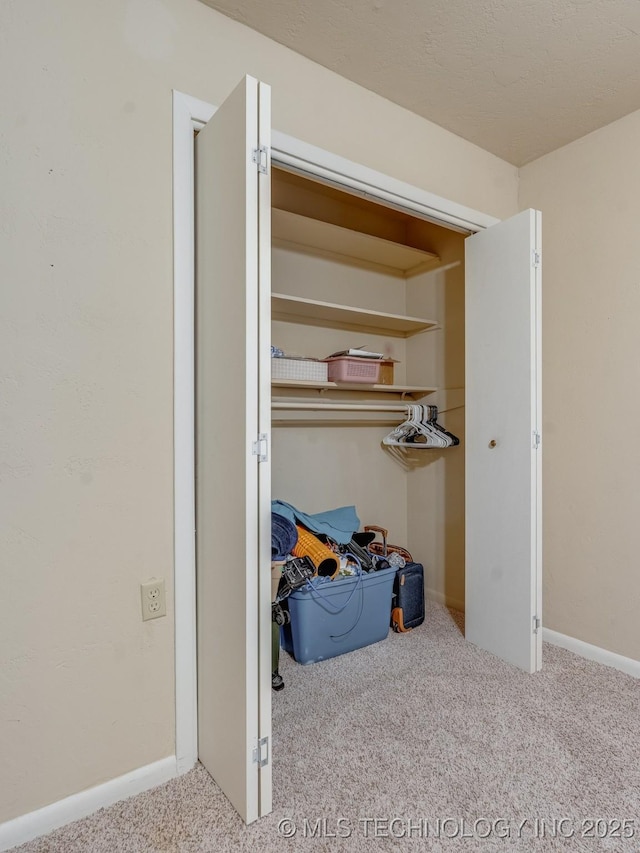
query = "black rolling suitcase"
xmin=391 ymin=562 xmax=425 ymax=632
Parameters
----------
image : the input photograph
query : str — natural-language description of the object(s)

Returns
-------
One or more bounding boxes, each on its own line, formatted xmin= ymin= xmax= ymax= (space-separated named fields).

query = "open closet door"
xmin=195 ymin=75 xmax=272 ymax=824
xmin=465 ymin=209 xmax=542 ymax=673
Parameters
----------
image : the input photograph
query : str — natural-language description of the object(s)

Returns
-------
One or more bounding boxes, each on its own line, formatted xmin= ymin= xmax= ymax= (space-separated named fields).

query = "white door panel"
xmin=256 ymin=83 xmax=273 ymax=819
xmin=195 ymin=75 xmax=272 ymax=824
xmin=465 ymin=209 xmax=542 ymax=673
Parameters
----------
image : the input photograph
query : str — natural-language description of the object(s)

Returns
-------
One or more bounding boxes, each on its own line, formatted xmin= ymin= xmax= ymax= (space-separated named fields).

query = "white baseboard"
xmin=543 ymin=628 xmax=640 ymax=679
xmin=0 ymin=756 xmax=177 ymax=852
xmin=426 ymin=586 xmax=465 ymax=613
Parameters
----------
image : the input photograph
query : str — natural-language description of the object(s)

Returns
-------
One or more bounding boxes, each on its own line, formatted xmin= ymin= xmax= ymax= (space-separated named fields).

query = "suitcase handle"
xmin=365 ymin=525 xmax=413 ymax=562
xmin=364 ymin=525 xmax=387 ymax=556
xmin=364 ymin=525 xmax=388 ymax=538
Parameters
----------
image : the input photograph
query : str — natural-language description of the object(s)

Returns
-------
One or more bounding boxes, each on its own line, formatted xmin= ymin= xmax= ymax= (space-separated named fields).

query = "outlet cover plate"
xmin=140 ymin=578 xmax=167 ymax=621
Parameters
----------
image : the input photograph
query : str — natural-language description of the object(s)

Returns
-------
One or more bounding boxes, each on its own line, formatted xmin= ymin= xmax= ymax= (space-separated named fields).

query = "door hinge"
xmin=252 ymin=433 xmax=268 ymax=462
xmin=251 ymin=145 xmax=269 ymax=174
xmin=532 ymin=430 xmax=541 ymax=449
xmin=532 ymin=250 xmax=541 ymax=268
xmin=533 ymin=615 xmax=541 ymax=634
xmin=252 ymin=735 xmax=269 ymax=767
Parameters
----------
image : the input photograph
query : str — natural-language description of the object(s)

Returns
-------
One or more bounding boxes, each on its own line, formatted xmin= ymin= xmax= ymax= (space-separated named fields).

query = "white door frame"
xmin=171 ymin=88 xmax=501 ymax=773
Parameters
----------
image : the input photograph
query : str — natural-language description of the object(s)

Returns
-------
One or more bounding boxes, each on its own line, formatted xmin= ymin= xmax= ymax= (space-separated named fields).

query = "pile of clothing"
xmin=271 ymin=499 xmax=396 ymax=582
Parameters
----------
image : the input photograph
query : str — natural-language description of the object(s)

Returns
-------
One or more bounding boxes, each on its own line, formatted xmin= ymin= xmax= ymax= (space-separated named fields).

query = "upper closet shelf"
xmin=272 ymin=293 xmax=438 ymax=338
xmin=272 ymin=208 xmax=441 ymax=278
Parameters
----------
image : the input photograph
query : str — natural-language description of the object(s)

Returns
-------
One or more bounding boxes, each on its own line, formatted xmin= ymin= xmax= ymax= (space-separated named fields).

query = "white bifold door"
xmin=194 ymin=74 xmax=542 ymax=824
xmin=195 ymin=75 xmax=272 ymax=824
xmin=465 ymin=210 xmax=542 ymax=673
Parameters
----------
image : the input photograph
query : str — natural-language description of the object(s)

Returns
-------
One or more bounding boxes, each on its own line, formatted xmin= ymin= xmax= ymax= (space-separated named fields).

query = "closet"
xmin=270 ymin=167 xmax=466 ymax=612
xmin=193 ymin=75 xmax=541 ymax=826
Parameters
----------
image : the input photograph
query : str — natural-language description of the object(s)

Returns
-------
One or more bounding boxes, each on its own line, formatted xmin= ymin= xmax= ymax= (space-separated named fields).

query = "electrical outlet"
xmin=140 ymin=578 xmax=166 ymax=622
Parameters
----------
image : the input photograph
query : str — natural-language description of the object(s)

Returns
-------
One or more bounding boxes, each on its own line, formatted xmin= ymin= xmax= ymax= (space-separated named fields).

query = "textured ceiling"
xmin=199 ymin=0 xmax=640 ymax=165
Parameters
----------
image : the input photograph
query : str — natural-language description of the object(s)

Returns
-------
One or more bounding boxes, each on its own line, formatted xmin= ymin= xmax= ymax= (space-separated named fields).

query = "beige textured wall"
xmin=0 ymin=0 xmax=518 ymax=822
xmin=519 ymin=110 xmax=640 ymax=662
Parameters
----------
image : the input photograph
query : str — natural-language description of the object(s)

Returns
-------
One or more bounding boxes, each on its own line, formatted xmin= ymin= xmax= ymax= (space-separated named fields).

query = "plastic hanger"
xmin=382 ymin=404 xmax=458 ymax=449
xmin=382 ymin=405 xmax=417 ymax=445
xmin=383 ymin=405 xmax=444 ymax=448
xmin=403 ymin=406 xmax=448 ymax=447
xmin=426 ymin=405 xmax=459 ymax=446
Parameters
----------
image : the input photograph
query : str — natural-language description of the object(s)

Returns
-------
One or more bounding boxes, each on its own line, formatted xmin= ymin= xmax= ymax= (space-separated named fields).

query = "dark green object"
xmin=272 ymin=622 xmax=284 ymax=691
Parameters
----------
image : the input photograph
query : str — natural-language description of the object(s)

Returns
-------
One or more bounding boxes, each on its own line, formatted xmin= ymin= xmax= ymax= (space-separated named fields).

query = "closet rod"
xmin=272 ymin=401 xmax=409 ymax=413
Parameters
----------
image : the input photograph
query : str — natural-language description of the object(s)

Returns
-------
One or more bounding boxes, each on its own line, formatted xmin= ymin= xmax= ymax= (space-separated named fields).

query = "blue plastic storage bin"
xmin=281 ymin=565 xmax=396 ymax=664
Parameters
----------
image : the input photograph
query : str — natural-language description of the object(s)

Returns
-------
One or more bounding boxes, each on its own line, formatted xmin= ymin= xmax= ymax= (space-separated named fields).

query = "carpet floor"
xmin=12 ymin=602 xmax=640 ymax=852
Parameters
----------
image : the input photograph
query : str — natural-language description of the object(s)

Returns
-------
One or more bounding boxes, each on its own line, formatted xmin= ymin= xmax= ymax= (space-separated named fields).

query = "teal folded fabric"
xmin=271 ymin=500 xmax=360 ymax=545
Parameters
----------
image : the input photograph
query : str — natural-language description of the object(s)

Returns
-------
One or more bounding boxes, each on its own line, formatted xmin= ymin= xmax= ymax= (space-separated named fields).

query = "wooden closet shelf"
xmin=272 ymin=293 xmax=438 ymax=337
xmin=272 ymin=208 xmax=441 ymax=278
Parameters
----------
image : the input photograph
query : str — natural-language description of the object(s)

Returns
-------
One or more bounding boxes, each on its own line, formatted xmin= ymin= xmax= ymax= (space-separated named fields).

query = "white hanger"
xmin=382 ymin=404 xmax=458 ymax=449
xmin=382 ymin=405 xmax=441 ymax=448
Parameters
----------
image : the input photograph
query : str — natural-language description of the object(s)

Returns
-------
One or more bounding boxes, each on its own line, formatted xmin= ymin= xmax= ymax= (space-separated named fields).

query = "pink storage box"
xmin=324 ymin=356 xmax=381 ymax=384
